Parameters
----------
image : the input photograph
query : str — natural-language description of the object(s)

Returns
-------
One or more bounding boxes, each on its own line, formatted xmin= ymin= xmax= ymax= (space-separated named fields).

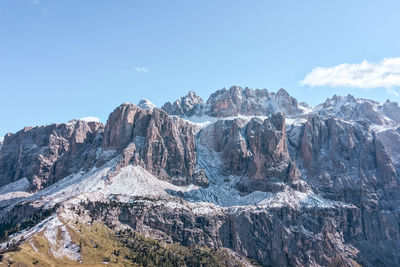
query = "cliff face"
xmin=0 ymin=120 xmax=103 ymax=190
xmin=102 ymin=104 xmax=199 ymax=185
xmin=0 ymin=104 xmax=200 ymax=191
xmin=206 ymin=87 xmax=303 ymax=117
xmin=288 ymin=115 xmax=400 ymax=204
xmin=198 ymin=113 xmax=303 ymax=193
xmin=1 ymin=87 xmax=400 ymax=266
xmin=100 ymin=198 xmax=369 ymax=266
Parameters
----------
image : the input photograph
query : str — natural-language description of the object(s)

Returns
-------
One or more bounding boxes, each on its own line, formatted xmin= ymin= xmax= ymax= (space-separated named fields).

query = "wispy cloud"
xmin=32 ymin=0 xmax=39 ymax=5
xmin=79 ymin=116 xmax=100 ymax=123
xmin=134 ymin=67 xmax=149 ymax=72
xmin=300 ymin=57 xmax=400 ymax=94
xmin=121 ymin=67 xmax=150 ymax=75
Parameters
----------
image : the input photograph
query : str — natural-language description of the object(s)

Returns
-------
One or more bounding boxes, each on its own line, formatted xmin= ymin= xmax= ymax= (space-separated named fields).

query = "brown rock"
xmin=0 ymin=120 xmax=103 ymax=191
xmin=103 ymin=104 xmax=198 ymax=184
xmin=198 ymin=112 xmax=303 ymax=193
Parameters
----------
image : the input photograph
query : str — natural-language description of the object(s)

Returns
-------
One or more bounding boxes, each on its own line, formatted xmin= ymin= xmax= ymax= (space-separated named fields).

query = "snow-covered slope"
xmin=0 ymin=178 xmax=29 ymax=195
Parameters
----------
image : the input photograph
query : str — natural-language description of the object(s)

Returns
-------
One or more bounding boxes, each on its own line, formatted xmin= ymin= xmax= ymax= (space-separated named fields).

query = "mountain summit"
xmin=1 ymin=86 xmax=400 ymax=266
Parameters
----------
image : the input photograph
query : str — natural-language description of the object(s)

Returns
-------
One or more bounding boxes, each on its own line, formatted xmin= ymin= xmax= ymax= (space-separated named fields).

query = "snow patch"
xmin=184 ymin=114 xmax=271 ymax=132
xmin=285 ymin=117 xmax=307 ymax=126
xmin=298 ymin=104 xmax=313 ymax=114
xmin=180 ymin=143 xmax=276 ymax=207
xmin=183 ymin=115 xmax=219 ymax=129
xmin=5 ymin=157 xmax=120 ymax=209
xmin=188 ymin=202 xmax=218 ymax=215
xmin=138 ymin=99 xmax=156 ymax=110
xmin=175 ymin=137 xmax=345 ymax=210
xmin=0 ymin=178 xmax=30 ymax=195
xmin=44 ymin=216 xmax=81 ymax=261
xmin=0 ymin=215 xmax=55 ymax=251
xmin=0 ymin=191 xmax=31 ymax=206
xmin=30 ymin=240 xmax=38 ymax=252
xmin=104 ymin=165 xmax=198 ymax=199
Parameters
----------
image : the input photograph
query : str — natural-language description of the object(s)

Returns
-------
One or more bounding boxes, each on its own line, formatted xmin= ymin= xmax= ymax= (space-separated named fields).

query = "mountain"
xmin=1 ymin=86 xmax=400 ymax=266
xmin=161 ymin=86 xmax=309 ymax=118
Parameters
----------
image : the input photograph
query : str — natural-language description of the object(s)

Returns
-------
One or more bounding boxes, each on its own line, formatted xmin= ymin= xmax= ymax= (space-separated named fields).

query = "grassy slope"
xmin=0 ymin=220 xmax=248 ymax=267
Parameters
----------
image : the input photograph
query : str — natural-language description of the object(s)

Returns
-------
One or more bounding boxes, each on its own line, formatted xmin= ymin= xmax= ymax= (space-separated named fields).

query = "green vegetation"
xmin=81 ymin=198 xmax=158 ymax=220
xmin=112 ymin=227 xmax=242 ymax=267
xmin=0 ymin=218 xmax=245 ymax=267
xmin=0 ymin=204 xmax=58 ymax=242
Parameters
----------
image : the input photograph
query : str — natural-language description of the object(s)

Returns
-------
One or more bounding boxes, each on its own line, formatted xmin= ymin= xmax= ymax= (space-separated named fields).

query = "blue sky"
xmin=1 ymin=0 xmax=400 ymax=136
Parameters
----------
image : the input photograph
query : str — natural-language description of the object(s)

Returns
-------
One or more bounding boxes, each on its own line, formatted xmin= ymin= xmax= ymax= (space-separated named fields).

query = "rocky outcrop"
xmin=162 ymin=91 xmax=204 ymax=117
xmin=137 ymin=99 xmax=156 ymax=110
xmin=383 ymin=100 xmax=400 ymax=123
xmin=287 ymin=115 xmax=400 ymax=204
xmin=316 ymin=94 xmax=394 ymax=125
xmin=205 ymin=86 xmax=303 ymax=117
xmin=102 ymin=104 xmax=199 ymax=184
xmin=162 ymin=86 xmax=305 ymax=118
xmin=285 ymin=114 xmax=400 ymax=266
xmin=198 ymin=112 xmax=304 ymax=193
xmin=375 ymin=127 xmax=400 ymax=168
xmin=88 ymin=197 xmax=400 ymax=267
xmin=0 ymin=103 xmax=203 ymax=191
xmin=2 ymin=87 xmax=400 ymax=266
xmin=0 ymin=120 xmax=103 ymax=191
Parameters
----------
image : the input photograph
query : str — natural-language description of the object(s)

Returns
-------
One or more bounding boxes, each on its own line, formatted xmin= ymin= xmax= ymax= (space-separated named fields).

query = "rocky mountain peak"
xmin=0 ymin=102 xmax=201 ymax=192
xmin=3 ymin=87 xmax=400 ymax=266
xmin=161 ymin=91 xmax=204 ymax=117
xmin=276 ymin=87 xmax=290 ymax=98
xmin=322 ymin=94 xmax=358 ymax=108
xmin=314 ymin=94 xmax=400 ymax=125
xmin=102 ymin=103 xmax=200 ymax=185
xmin=162 ymin=86 xmax=305 ymax=118
xmin=137 ymin=99 xmax=156 ymax=110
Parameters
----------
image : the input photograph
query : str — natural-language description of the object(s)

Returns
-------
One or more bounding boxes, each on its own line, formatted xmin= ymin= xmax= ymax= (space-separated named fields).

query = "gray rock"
xmin=162 ymin=91 xmax=204 ymax=117
xmin=198 ymin=112 xmax=304 ymax=193
xmin=162 ymin=86 xmax=305 ymax=118
xmin=2 ymin=87 xmax=400 ymax=266
xmin=0 ymin=120 xmax=103 ymax=191
xmin=102 ymin=103 xmax=198 ymax=184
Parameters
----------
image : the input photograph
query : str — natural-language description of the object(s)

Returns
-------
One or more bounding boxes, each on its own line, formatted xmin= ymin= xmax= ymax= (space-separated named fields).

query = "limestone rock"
xmin=0 ymin=120 xmax=103 ymax=191
xmin=102 ymin=104 xmax=197 ymax=184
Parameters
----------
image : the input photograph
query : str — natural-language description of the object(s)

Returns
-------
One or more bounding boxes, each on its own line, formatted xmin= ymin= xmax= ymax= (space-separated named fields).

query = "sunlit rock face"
xmin=197 ymin=112 xmax=303 ymax=193
xmin=162 ymin=86 xmax=305 ymax=118
xmin=162 ymin=91 xmax=204 ymax=117
xmin=0 ymin=103 xmax=199 ymax=192
xmin=0 ymin=120 xmax=103 ymax=190
xmin=102 ymin=103 xmax=198 ymax=185
xmin=1 ymin=87 xmax=400 ymax=266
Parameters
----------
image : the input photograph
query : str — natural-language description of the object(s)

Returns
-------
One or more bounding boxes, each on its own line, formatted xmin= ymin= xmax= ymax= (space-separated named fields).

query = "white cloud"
xmin=0 ymin=136 xmax=4 ymax=143
xmin=79 ymin=116 xmax=100 ymax=123
xmin=121 ymin=67 xmax=149 ymax=75
xmin=134 ymin=67 xmax=149 ymax=72
xmin=300 ymin=57 xmax=400 ymax=92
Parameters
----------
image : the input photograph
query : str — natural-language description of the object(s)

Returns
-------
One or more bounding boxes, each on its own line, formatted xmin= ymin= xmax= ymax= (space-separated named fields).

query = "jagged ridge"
xmin=1 ymin=86 xmax=400 ymax=266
